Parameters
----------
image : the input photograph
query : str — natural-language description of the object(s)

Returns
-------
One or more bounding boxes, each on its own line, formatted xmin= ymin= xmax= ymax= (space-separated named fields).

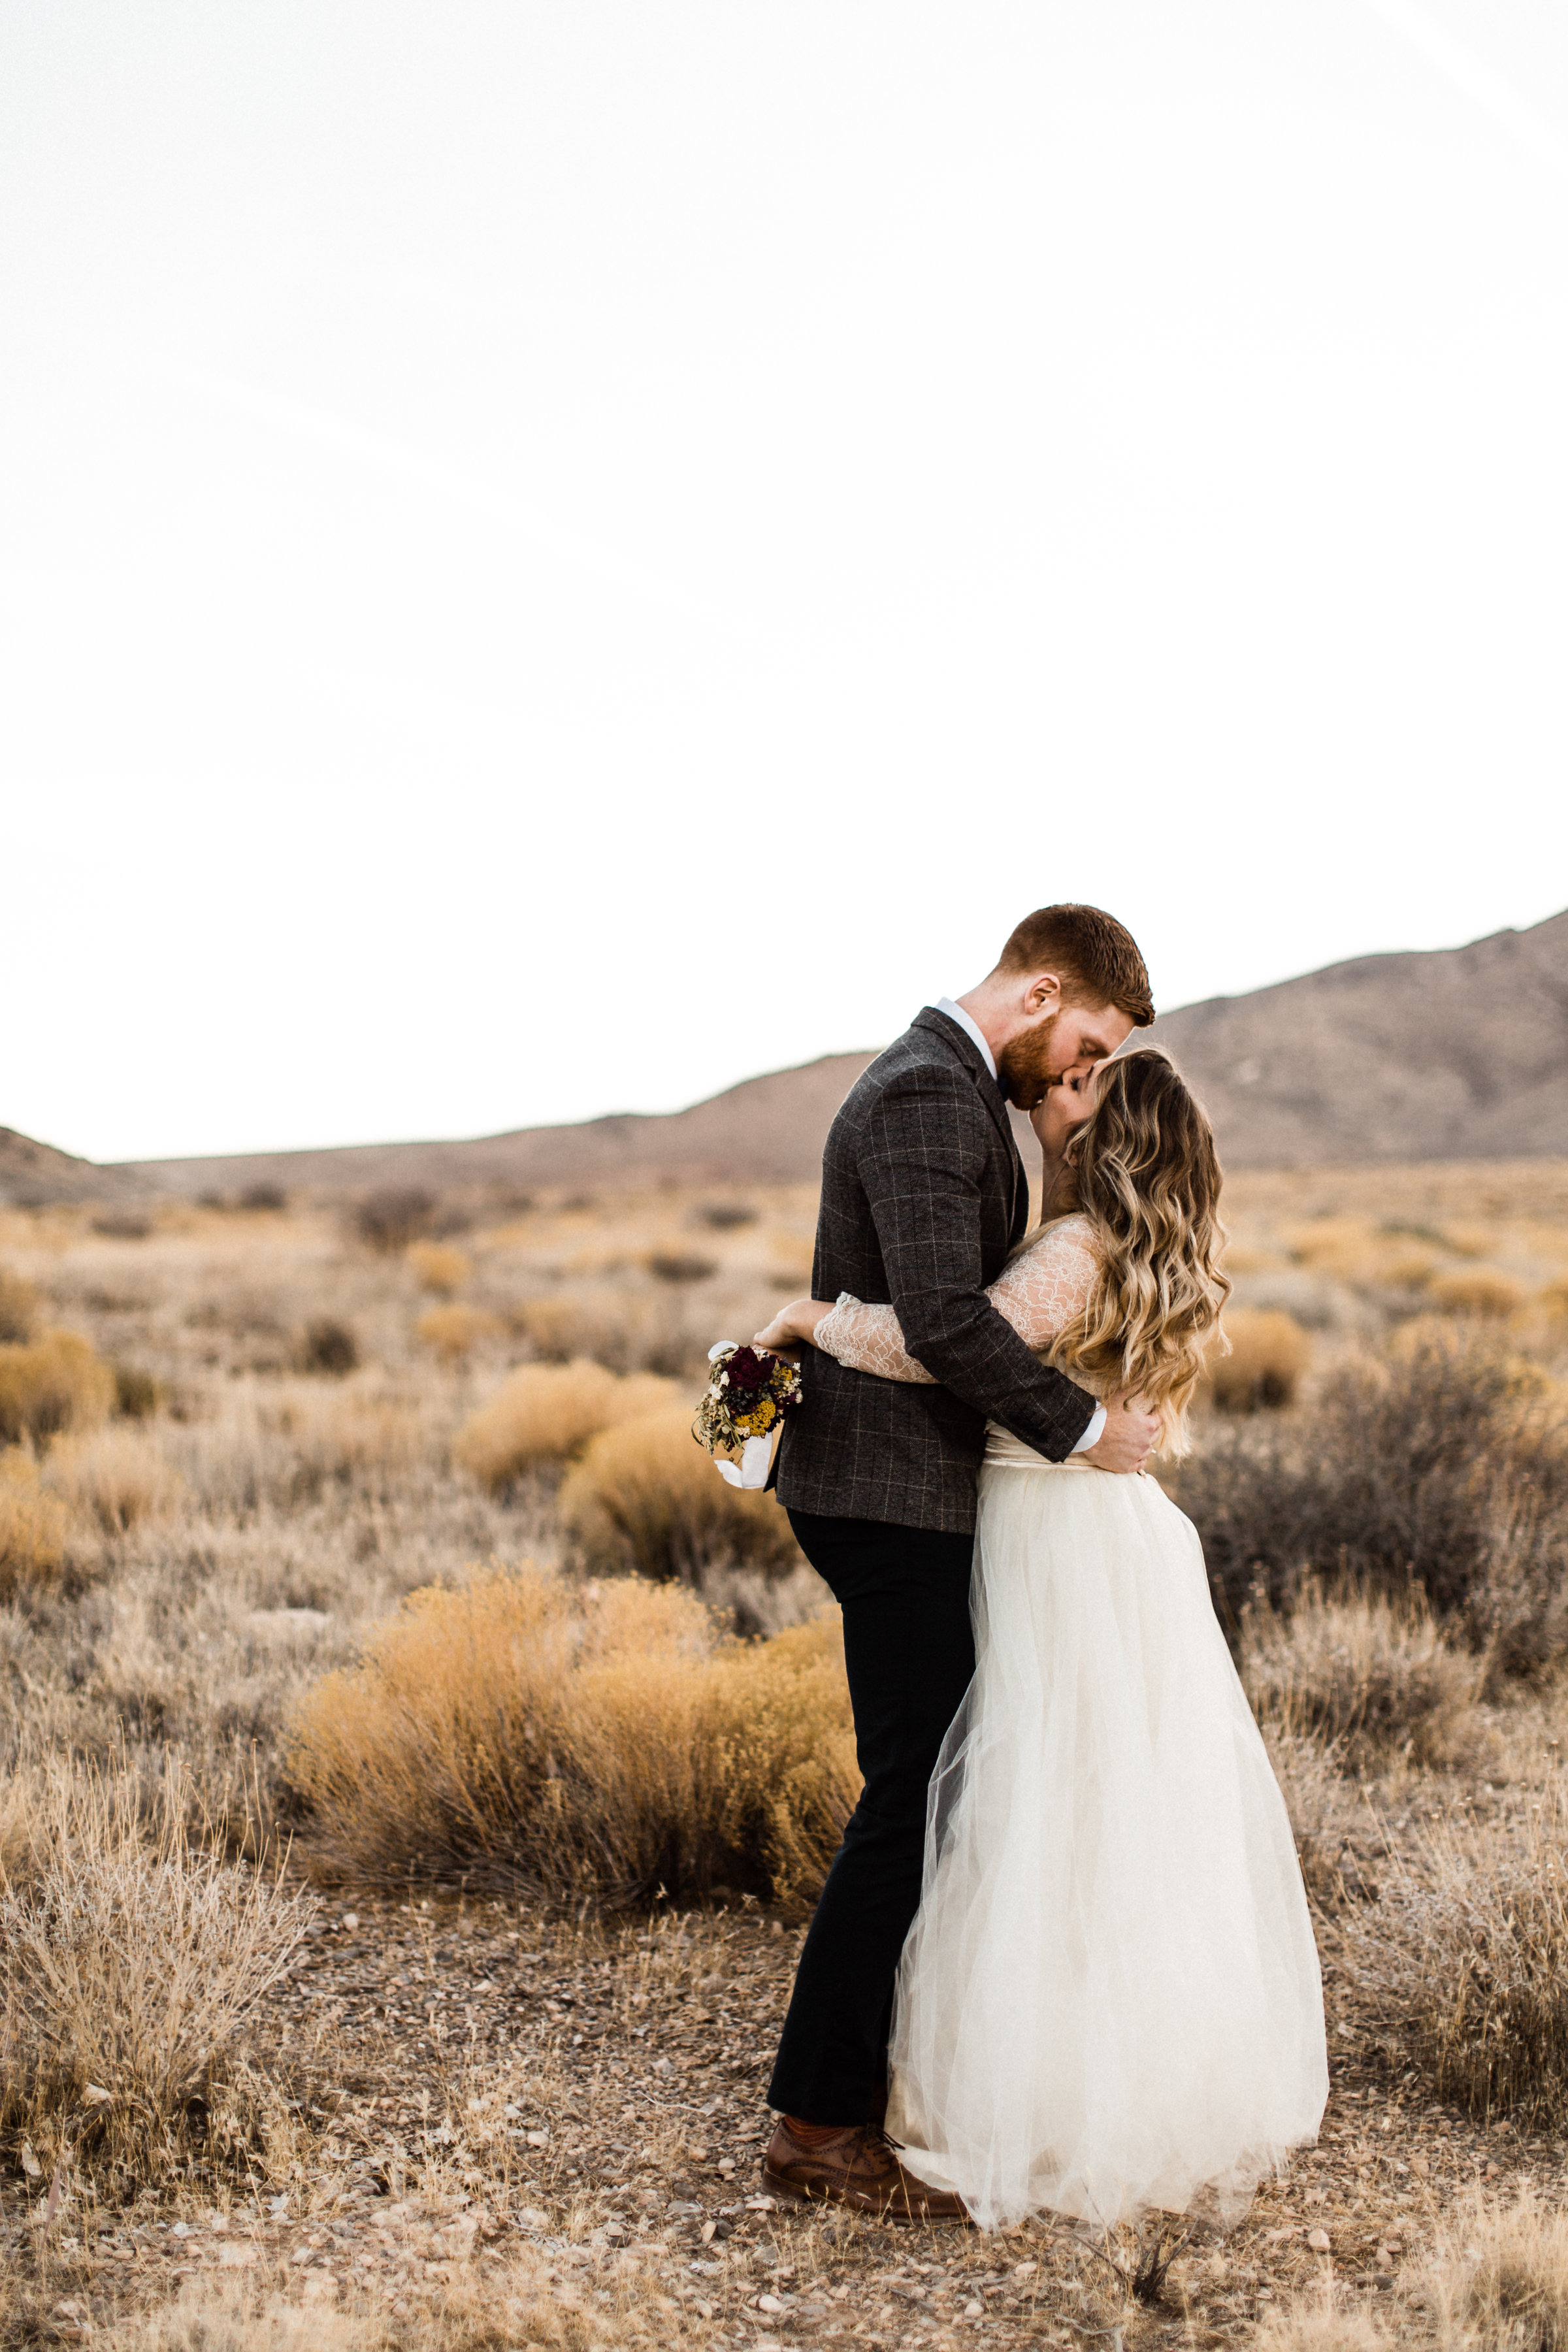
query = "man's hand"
xmin=1078 ymin=1388 xmax=1160 ymax=1474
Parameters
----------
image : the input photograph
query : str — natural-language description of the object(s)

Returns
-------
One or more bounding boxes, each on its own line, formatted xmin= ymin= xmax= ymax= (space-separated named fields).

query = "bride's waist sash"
xmin=983 ymin=1422 xmax=1102 ymax=1472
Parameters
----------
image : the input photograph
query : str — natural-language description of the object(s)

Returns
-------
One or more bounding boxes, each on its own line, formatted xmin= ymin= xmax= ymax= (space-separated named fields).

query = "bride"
xmin=756 ymin=1048 xmax=1328 ymax=2232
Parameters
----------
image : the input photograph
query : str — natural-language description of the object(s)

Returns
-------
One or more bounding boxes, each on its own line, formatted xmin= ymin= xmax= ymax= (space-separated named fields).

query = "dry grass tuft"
xmin=1242 ymin=1581 xmax=1485 ymax=1771
xmin=300 ymin=1316 xmax=359 ymax=1377
xmin=453 ymin=1362 xmax=680 ymax=1486
xmin=0 ymin=1327 xmax=116 ymax=1446
xmin=1345 ymin=1796 xmax=1568 ymax=2122
xmin=0 ymin=1447 xmax=72 ymax=1595
xmin=1426 ymin=2185 xmax=1568 ymax=2350
xmin=44 ymin=1424 xmax=185 ymax=1533
xmin=1428 ymin=1267 xmax=1528 ymax=1320
xmin=1206 ymin=1307 xmax=1312 ymax=1412
xmin=285 ymin=1562 xmax=855 ymax=1906
xmin=1254 ymin=2285 xmax=1398 ymax=2351
xmin=0 ymin=1264 xmax=39 ymax=1343
xmin=407 ymin=1239 xmax=473 ymax=1294
xmin=267 ymin=1385 xmax=427 ymax=1482
xmin=559 ymin=1409 xmax=800 ymax=1583
xmin=0 ymin=1754 xmax=312 ymax=2180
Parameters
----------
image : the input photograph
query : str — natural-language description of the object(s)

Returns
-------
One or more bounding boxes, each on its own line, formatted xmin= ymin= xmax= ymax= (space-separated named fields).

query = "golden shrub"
xmin=284 ymin=1563 xmax=855 ymax=1906
xmin=514 ymin=1294 xmax=628 ymax=1366
xmin=407 ymin=1239 xmax=472 ymax=1294
xmin=416 ymin=1302 xmax=504 ymax=1361
xmin=44 ymin=1427 xmax=184 ymax=1534
xmin=1204 ymin=1308 xmax=1311 ymax=1412
xmin=559 ymin=1408 xmax=800 ymax=1581
xmin=1426 ymin=2188 xmax=1568 ymax=2352
xmin=0 ymin=1450 xmax=71 ymax=1597
xmin=453 ymin=1362 xmax=679 ymax=1486
xmin=0 ymin=1329 xmax=115 ymax=1446
xmin=1428 ymin=1266 xmax=1526 ymax=1320
xmin=0 ymin=1266 xmax=37 ymax=1344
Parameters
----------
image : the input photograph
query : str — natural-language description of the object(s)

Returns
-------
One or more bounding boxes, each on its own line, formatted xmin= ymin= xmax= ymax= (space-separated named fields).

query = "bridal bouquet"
xmin=693 ymin=1342 xmax=803 ymax=1488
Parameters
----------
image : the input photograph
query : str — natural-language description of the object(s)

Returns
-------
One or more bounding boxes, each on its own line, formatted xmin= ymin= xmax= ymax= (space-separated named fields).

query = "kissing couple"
xmin=751 ymin=902 xmax=1328 ymax=2232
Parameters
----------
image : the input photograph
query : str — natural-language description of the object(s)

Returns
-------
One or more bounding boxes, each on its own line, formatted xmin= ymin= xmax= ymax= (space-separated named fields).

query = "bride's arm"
xmin=756 ymin=1218 xmax=1102 ymax=1385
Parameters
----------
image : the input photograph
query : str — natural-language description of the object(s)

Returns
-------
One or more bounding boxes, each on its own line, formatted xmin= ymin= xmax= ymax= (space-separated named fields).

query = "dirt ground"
xmin=1 ymin=1884 xmax=1535 ymax=2348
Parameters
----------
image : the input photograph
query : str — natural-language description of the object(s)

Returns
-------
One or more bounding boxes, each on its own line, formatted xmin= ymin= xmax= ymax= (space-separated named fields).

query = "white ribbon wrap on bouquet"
xmin=715 ymin=1433 xmax=774 ymax=1490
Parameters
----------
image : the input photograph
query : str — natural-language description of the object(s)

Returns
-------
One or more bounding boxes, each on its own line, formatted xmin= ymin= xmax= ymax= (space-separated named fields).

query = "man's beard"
xmin=996 ymin=1012 xmax=1073 ymax=1109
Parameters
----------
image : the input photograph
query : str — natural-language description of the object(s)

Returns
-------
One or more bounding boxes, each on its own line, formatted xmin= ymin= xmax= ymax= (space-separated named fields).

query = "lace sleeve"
xmin=814 ymin=1215 xmax=1102 ymax=1383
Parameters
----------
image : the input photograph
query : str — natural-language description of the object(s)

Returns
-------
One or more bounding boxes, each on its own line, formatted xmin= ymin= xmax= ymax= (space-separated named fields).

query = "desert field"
xmin=5 ymin=1161 xmax=1568 ymax=2352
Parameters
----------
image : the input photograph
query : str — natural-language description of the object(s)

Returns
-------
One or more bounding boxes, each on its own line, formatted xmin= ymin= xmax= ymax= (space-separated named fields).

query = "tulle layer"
xmin=886 ymin=1448 xmax=1328 ymax=2232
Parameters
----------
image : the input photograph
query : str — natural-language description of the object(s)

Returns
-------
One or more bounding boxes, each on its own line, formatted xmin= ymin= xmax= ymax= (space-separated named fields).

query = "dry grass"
xmin=0 ymin=1753 xmax=312 ymax=2182
xmin=0 ymin=1447 xmax=71 ymax=1595
xmin=1343 ymin=1794 xmax=1568 ymax=2124
xmin=1424 ymin=2185 xmax=1568 ymax=2350
xmin=1243 ymin=1582 xmax=1486 ymax=1772
xmin=1428 ymin=1269 xmax=1529 ymax=1320
xmin=0 ymin=1266 xmax=38 ymax=1345
xmin=559 ymin=1410 xmax=800 ymax=1584
xmin=406 ymin=1241 xmax=472 ymax=1295
xmin=416 ymin=1303 xmax=506 ymax=1361
xmin=0 ymin=1328 xmax=115 ymax=1445
xmin=284 ymin=1563 xmax=854 ymax=1908
xmin=453 ymin=1363 xmax=681 ymax=1486
xmin=44 ymin=1424 xmax=185 ymax=1533
xmin=1254 ymin=2288 xmax=1398 ymax=2351
xmin=1207 ymin=1308 xmax=1313 ymax=1412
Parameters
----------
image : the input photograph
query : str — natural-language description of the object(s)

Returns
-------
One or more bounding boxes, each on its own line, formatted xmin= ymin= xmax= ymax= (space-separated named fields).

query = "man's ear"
xmin=1024 ymin=972 xmax=1064 ymax=1018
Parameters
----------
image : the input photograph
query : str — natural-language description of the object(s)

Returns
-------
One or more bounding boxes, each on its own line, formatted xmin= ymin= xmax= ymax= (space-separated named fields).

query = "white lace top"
xmin=813 ymin=1212 xmax=1103 ymax=1384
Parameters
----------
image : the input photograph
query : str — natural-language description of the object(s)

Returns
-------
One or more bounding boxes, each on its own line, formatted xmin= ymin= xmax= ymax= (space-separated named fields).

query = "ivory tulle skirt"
xmin=886 ymin=1436 xmax=1328 ymax=2232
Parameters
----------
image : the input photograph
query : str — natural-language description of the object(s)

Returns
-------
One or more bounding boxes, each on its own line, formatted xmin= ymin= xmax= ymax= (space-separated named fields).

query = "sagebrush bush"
xmin=1205 ymin=1308 xmax=1311 ymax=1413
xmin=285 ymin=1563 xmax=855 ymax=1906
xmin=354 ymin=1187 xmax=434 ymax=1254
xmin=1344 ymin=1799 xmax=1568 ymax=2123
xmin=407 ymin=1240 xmax=472 ymax=1294
xmin=646 ymin=1250 xmax=718 ymax=1285
xmin=44 ymin=1426 xmax=184 ymax=1535
xmin=559 ymin=1409 xmax=801 ymax=1582
xmin=268 ymin=1388 xmax=425 ymax=1484
xmin=112 ymin=1362 xmax=161 ymax=1420
xmin=693 ymin=1201 xmax=757 ymax=1231
xmin=1171 ymin=1322 xmax=1568 ymax=1666
xmin=0 ymin=1266 xmax=38 ymax=1345
xmin=453 ymin=1362 xmax=679 ymax=1486
xmin=0 ymin=1755 xmax=311 ymax=2180
xmin=299 ymin=1316 xmax=359 ymax=1377
xmin=416 ymin=1302 xmax=504 ymax=1361
xmin=0 ymin=1450 xmax=71 ymax=1597
xmin=0 ymin=1328 xmax=115 ymax=1446
xmin=1242 ymin=1582 xmax=1484 ymax=1771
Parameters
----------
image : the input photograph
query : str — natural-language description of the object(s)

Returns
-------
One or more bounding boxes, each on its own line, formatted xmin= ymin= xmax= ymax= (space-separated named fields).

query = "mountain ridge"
xmin=5 ymin=910 xmax=1565 ymax=1204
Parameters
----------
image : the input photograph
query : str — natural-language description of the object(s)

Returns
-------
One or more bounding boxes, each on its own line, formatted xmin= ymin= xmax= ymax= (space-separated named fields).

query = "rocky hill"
xmin=6 ymin=910 xmax=1564 ymax=1204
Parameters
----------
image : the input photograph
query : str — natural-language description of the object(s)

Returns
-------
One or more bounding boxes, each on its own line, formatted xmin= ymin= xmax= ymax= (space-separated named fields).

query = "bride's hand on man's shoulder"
xmin=753 ymin=1298 xmax=833 ymax=1357
xmin=1079 ymin=1388 xmax=1160 ymax=1475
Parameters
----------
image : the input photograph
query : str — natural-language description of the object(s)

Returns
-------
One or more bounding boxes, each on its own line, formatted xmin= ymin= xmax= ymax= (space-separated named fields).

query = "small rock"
xmin=518 ymin=2208 xmax=550 ymax=2232
xmin=526 ymin=2130 xmax=549 ymax=2148
xmin=171 ymin=2222 xmax=193 ymax=2239
xmin=218 ymin=2244 xmax=258 ymax=2268
xmin=1307 ymin=2229 xmax=1332 ymax=2254
xmin=965 ymin=2298 xmax=985 ymax=2318
xmin=20 ymin=2143 xmax=42 ymax=2181
xmin=340 ymin=1912 xmax=359 ymax=1931
xmin=302 ymin=2272 xmax=340 ymax=2301
xmin=1015 ymin=2259 xmax=1037 ymax=2277
xmin=759 ymin=2294 xmax=787 ymax=2313
xmin=700 ymin=2221 xmax=717 ymax=2246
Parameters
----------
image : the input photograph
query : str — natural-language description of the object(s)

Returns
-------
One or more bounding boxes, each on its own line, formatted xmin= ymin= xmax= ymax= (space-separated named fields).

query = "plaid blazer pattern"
xmin=774 ymin=1007 xmax=1098 ymax=1535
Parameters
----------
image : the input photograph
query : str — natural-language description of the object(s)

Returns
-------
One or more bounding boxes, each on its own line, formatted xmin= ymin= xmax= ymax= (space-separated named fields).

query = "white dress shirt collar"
xmin=935 ymin=996 xmax=998 ymax=1081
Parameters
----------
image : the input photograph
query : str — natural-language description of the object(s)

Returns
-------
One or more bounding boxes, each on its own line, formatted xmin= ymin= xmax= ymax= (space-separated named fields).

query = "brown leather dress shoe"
xmin=762 ymin=2119 xmax=970 ymax=2221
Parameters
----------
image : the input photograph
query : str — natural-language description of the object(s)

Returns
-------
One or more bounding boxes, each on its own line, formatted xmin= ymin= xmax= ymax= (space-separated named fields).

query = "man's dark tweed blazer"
xmin=774 ymin=1007 xmax=1098 ymax=1535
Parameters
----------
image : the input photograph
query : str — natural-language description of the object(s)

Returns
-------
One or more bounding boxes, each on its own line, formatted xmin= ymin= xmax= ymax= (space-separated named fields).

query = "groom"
xmin=763 ymin=904 xmax=1160 ymax=2218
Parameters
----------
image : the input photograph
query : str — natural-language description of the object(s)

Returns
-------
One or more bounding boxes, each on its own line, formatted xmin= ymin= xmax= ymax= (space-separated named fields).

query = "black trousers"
xmin=766 ymin=1509 xmax=976 ymax=2125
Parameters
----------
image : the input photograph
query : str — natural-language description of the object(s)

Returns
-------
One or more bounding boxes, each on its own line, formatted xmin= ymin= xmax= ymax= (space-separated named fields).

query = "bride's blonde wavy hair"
xmin=1043 ymin=1049 xmax=1230 ymax=1458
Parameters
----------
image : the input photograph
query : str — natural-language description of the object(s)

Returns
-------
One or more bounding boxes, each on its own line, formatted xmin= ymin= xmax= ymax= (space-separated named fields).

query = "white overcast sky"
xmin=5 ymin=0 xmax=1568 ymax=1163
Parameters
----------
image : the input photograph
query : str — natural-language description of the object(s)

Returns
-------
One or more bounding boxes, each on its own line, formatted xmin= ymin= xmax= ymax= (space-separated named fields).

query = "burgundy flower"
xmin=726 ymin=1346 xmax=765 ymax=1391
